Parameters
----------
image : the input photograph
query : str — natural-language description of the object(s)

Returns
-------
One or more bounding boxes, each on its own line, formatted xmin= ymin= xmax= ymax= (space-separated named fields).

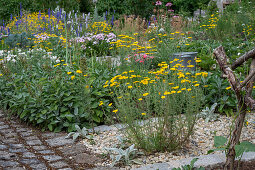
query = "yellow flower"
xmin=143 ymin=93 xmax=149 ymax=96
xmin=196 ymin=60 xmax=201 ymax=63
xmin=138 ymin=98 xmax=143 ymax=101
xmin=226 ymin=86 xmax=231 ymax=90
xmin=177 ymin=91 xmax=182 ymax=93
xmin=0 ymin=74 xmax=2 ymax=76
xmin=187 ymin=88 xmax=192 ymax=91
xmin=187 ymin=65 xmax=194 ymax=68
xmin=99 ymin=101 xmax=104 ymax=106
xmin=118 ymin=96 xmax=123 ymax=99
xmin=67 ymin=72 xmax=72 ymax=75
xmin=71 ymin=75 xmax=75 ymax=80
xmin=76 ymin=70 xmax=82 ymax=74
xmin=172 ymin=86 xmax=179 ymax=89
xmin=194 ymin=84 xmax=200 ymax=87
xmin=128 ymin=86 xmax=133 ymax=89
xmin=171 ymin=91 xmax=176 ymax=94
xmin=108 ymin=103 xmax=113 ymax=107
xmin=169 ymin=83 xmax=174 ymax=85
xmin=113 ymin=109 xmax=118 ymax=113
xmin=84 ymin=74 xmax=88 ymax=77
xmin=204 ymin=85 xmax=209 ymax=87
xmin=141 ymin=112 xmax=146 ymax=116
xmin=161 ymin=96 xmax=166 ymax=99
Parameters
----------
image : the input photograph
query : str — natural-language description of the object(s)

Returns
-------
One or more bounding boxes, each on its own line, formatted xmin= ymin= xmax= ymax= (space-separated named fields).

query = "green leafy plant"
xmin=65 ymin=125 xmax=93 ymax=141
xmin=172 ymin=158 xmax=205 ymax=170
xmin=198 ymin=103 xmax=218 ymax=122
xmin=104 ymin=143 xmax=142 ymax=167
xmin=5 ymin=32 xmax=34 ymax=48
xmin=208 ymin=136 xmax=255 ymax=159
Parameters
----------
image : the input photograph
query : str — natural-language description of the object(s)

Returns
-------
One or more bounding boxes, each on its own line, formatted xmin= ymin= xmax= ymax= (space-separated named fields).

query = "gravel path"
xmin=0 ymin=110 xmax=104 ymax=170
xmin=82 ymin=113 xmax=255 ymax=169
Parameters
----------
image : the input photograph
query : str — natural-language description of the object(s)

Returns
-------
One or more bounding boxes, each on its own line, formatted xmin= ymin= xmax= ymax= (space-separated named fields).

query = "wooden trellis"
xmin=213 ymin=46 xmax=255 ymax=170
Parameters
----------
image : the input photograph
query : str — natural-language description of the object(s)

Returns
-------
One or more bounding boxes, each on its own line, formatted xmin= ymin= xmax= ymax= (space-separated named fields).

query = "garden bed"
xmin=82 ymin=113 xmax=255 ymax=169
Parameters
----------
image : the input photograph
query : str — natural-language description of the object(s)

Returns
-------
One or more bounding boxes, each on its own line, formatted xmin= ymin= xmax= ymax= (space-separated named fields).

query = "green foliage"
xmin=208 ymin=136 xmax=255 ymax=159
xmin=5 ymin=32 xmax=34 ymax=48
xmin=66 ymin=125 xmax=93 ymax=141
xmin=107 ymin=63 xmax=204 ymax=152
xmin=104 ymin=140 xmax=143 ymax=167
xmin=200 ymin=72 xmax=236 ymax=116
xmin=172 ymin=0 xmax=210 ymax=16
xmin=0 ymin=49 xmax=114 ymax=132
xmin=0 ymin=0 xmax=80 ymax=22
xmin=199 ymin=103 xmax=218 ymax=122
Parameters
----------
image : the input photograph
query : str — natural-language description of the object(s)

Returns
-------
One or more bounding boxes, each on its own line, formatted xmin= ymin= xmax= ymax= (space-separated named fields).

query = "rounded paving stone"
xmin=42 ymin=155 xmax=63 ymax=162
xmin=26 ymin=140 xmax=42 ymax=145
xmin=29 ymin=163 xmax=47 ymax=169
xmin=37 ymin=150 xmax=54 ymax=154
xmin=49 ymin=161 xmax=69 ymax=168
xmin=22 ymin=152 xmax=36 ymax=158
xmin=20 ymin=158 xmax=41 ymax=164
xmin=0 ymin=144 xmax=8 ymax=150
xmin=9 ymin=148 xmax=27 ymax=153
xmin=32 ymin=145 xmax=47 ymax=151
xmin=0 ymin=160 xmax=19 ymax=167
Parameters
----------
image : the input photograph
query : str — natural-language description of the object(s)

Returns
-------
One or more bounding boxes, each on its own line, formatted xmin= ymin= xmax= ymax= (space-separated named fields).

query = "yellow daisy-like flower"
xmin=138 ymin=98 xmax=143 ymax=101
xmin=194 ymin=84 xmax=200 ymax=87
xmin=172 ymin=86 xmax=179 ymax=89
xmin=226 ymin=86 xmax=231 ymax=90
xmin=76 ymin=70 xmax=82 ymax=74
xmin=143 ymin=93 xmax=149 ymax=96
xmin=108 ymin=103 xmax=113 ymax=107
xmin=187 ymin=65 xmax=194 ymax=68
xmin=161 ymin=96 xmax=166 ymax=99
xmin=128 ymin=86 xmax=133 ymax=89
xmin=141 ymin=112 xmax=146 ymax=116
xmin=71 ymin=75 xmax=75 ymax=80
xmin=177 ymin=91 xmax=182 ymax=93
xmin=0 ymin=74 xmax=3 ymax=76
xmin=113 ymin=109 xmax=118 ymax=113
xmin=204 ymin=85 xmax=209 ymax=87
xmin=99 ymin=101 xmax=104 ymax=106
xmin=187 ymin=88 xmax=192 ymax=91
xmin=67 ymin=72 xmax=72 ymax=75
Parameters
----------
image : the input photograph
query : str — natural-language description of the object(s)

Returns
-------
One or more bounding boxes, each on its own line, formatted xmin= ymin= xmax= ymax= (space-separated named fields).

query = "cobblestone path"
xmin=0 ymin=110 xmax=104 ymax=170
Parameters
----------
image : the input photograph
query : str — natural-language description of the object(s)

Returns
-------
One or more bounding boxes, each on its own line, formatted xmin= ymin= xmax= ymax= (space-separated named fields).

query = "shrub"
xmin=0 ymin=49 xmax=114 ymax=132
xmin=106 ymin=60 xmax=205 ymax=152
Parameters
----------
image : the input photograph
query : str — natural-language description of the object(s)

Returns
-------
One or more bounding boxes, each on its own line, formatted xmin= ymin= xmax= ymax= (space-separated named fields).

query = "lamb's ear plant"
xmin=199 ymin=103 xmax=218 ymax=122
xmin=104 ymin=142 xmax=143 ymax=167
xmin=65 ymin=125 xmax=93 ymax=141
xmin=172 ymin=158 xmax=205 ymax=170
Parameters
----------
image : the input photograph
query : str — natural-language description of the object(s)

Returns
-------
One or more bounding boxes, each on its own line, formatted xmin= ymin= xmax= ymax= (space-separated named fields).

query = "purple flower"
xmin=155 ymin=1 xmax=162 ymax=6
xmin=166 ymin=2 xmax=172 ymax=7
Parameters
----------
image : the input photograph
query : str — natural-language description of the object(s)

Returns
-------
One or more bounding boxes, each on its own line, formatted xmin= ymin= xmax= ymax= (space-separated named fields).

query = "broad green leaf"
xmin=63 ymin=96 xmax=73 ymax=101
xmin=48 ymin=124 xmax=53 ymax=131
xmin=214 ymin=136 xmax=227 ymax=147
xmin=74 ymin=107 xmax=78 ymax=115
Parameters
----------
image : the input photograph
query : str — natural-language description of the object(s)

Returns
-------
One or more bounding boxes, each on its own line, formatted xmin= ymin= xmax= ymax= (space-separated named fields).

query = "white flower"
xmin=56 ymin=59 xmax=60 ymax=63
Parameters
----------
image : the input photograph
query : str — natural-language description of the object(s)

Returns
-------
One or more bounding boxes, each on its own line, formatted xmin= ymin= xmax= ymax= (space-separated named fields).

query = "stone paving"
xmin=0 ymin=110 xmax=103 ymax=170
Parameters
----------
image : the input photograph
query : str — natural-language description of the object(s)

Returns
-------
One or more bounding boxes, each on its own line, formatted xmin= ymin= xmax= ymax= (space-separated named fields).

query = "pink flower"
xmin=166 ymin=2 xmax=172 ymax=7
xmin=155 ymin=1 xmax=162 ymax=6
